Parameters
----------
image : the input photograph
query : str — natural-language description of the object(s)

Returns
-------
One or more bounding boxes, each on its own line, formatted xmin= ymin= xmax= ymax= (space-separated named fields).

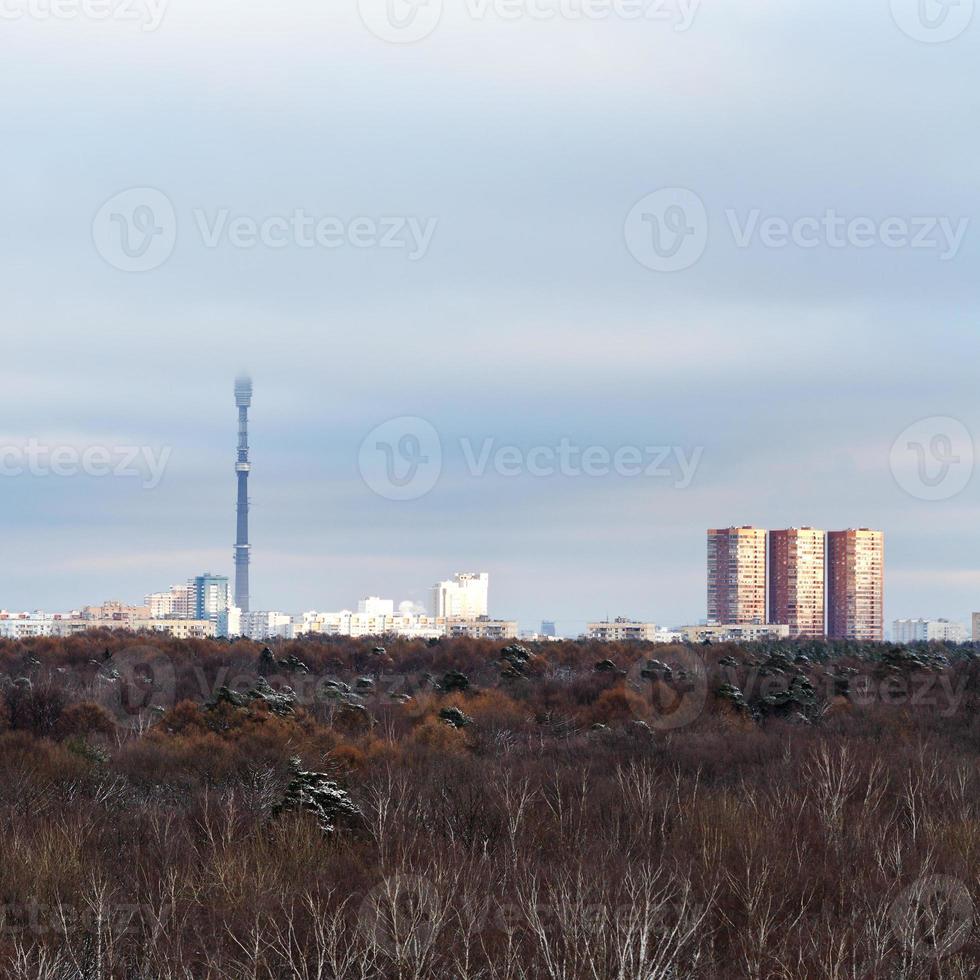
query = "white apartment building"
xmin=431 ymin=572 xmax=489 ymax=620
xmin=681 ymin=623 xmax=791 ymax=644
xmin=239 ymin=611 xmax=294 ymax=640
xmin=358 ymin=597 xmax=395 ymax=617
xmin=444 ymin=618 xmax=519 ymax=640
xmin=295 ymin=607 xmax=444 ymax=640
xmin=294 ymin=605 xmax=515 ymax=641
xmin=0 ymin=610 xmax=215 ymax=640
xmin=892 ymin=618 xmax=967 ymax=644
xmin=0 ymin=612 xmax=61 ymax=639
xmin=144 ymin=585 xmax=195 ymax=619
xmin=587 ymin=620 xmax=659 ymax=643
xmin=139 ymin=619 xmax=217 ymax=639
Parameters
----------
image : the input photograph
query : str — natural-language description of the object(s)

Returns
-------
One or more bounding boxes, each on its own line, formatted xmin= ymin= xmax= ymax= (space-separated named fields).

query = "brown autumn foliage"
xmin=0 ymin=630 xmax=976 ymax=978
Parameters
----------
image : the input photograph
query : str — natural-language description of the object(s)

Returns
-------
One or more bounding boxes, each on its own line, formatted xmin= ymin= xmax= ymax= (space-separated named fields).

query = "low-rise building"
xmin=0 ymin=610 xmax=216 ymax=640
xmin=444 ymin=618 xmax=519 ymax=640
xmin=587 ymin=619 xmax=659 ymax=643
xmin=680 ymin=623 xmax=791 ymax=644
xmin=892 ymin=618 xmax=967 ymax=644
xmin=295 ymin=608 xmax=445 ymax=640
xmin=240 ymin=611 xmax=294 ymax=640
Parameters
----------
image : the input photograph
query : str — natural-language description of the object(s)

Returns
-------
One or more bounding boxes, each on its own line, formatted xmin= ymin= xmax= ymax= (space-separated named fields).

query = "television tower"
xmin=234 ymin=375 xmax=253 ymax=612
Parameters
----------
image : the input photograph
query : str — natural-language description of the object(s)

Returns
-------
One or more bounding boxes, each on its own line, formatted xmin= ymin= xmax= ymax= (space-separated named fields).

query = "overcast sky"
xmin=2 ymin=0 xmax=978 ymax=635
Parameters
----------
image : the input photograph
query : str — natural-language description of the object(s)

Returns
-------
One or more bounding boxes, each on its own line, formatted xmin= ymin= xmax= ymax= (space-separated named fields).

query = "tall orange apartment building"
xmin=707 ymin=526 xmax=767 ymax=625
xmin=769 ymin=527 xmax=826 ymax=638
xmin=826 ymin=528 xmax=884 ymax=641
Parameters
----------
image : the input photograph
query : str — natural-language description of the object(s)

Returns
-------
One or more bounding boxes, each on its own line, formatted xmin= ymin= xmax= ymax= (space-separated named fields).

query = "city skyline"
xmin=3 ymin=2 xmax=979 ymax=637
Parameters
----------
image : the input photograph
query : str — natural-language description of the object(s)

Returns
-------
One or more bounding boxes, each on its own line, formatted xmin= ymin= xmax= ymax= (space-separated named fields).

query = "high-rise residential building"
xmin=192 ymin=573 xmax=231 ymax=637
xmin=769 ymin=527 xmax=826 ymax=638
xmin=540 ymin=620 xmax=557 ymax=638
xmin=706 ymin=527 xmax=767 ymax=625
xmin=892 ymin=618 xmax=966 ymax=644
xmin=358 ymin=597 xmax=395 ymax=617
xmin=973 ymin=613 xmax=980 ymax=642
xmin=431 ymin=572 xmax=489 ymax=620
xmin=145 ymin=584 xmax=194 ymax=619
xmin=827 ymin=529 xmax=884 ymax=641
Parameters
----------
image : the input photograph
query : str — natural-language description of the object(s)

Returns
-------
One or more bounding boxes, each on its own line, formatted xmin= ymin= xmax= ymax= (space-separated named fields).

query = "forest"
xmin=0 ymin=630 xmax=976 ymax=979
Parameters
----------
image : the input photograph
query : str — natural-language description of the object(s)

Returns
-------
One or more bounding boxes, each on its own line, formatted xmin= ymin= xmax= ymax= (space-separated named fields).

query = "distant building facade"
xmin=587 ymin=619 xmax=659 ymax=642
xmin=827 ymin=529 xmax=884 ymax=641
xmin=769 ymin=527 xmax=825 ymax=638
xmin=144 ymin=585 xmax=195 ymax=619
xmin=707 ymin=527 xmax=767 ymax=625
xmin=295 ymin=607 xmax=444 ymax=640
xmin=432 ymin=572 xmax=489 ymax=620
xmin=0 ymin=608 xmax=215 ymax=640
xmin=893 ymin=618 xmax=966 ymax=644
xmin=192 ymin=574 xmax=232 ymax=637
xmin=444 ymin=618 xmax=519 ymax=640
xmin=681 ymin=623 xmax=791 ymax=644
xmin=240 ymin=611 xmax=294 ymax=640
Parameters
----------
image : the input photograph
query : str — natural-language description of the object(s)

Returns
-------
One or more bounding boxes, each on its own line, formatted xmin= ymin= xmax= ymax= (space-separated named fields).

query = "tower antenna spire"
xmin=234 ymin=375 xmax=253 ymax=612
